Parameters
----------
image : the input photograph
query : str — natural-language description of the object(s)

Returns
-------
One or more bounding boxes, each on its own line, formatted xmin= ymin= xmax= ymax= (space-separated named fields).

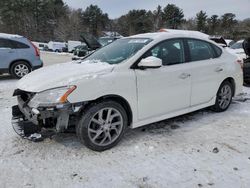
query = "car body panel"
xmin=17 ymin=61 xmax=115 ymax=92
xmin=135 ymin=63 xmax=191 ymax=120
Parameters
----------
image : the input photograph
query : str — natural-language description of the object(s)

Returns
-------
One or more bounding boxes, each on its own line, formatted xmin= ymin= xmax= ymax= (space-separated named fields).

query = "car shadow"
xmin=49 ymin=108 xmax=211 ymax=151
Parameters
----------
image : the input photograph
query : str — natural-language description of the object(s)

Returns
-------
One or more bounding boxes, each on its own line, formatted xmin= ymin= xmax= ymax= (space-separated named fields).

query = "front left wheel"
xmin=10 ymin=61 xmax=31 ymax=79
xmin=76 ymin=101 xmax=128 ymax=151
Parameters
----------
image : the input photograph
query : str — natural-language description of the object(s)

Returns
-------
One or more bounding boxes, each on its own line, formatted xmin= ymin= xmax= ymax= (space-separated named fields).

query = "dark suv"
xmin=0 ymin=33 xmax=43 ymax=78
xmin=243 ymin=38 xmax=250 ymax=85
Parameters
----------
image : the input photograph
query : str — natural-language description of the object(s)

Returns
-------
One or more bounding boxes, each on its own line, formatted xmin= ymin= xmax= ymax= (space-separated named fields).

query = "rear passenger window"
xmin=187 ymin=39 xmax=215 ymax=61
xmin=212 ymin=44 xmax=222 ymax=58
xmin=0 ymin=38 xmax=29 ymax=49
xmin=11 ymin=40 xmax=29 ymax=49
xmin=0 ymin=38 xmax=13 ymax=48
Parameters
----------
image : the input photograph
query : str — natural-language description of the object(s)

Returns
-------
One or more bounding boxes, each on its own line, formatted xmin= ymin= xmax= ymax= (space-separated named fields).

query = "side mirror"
xmin=138 ymin=56 xmax=162 ymax=69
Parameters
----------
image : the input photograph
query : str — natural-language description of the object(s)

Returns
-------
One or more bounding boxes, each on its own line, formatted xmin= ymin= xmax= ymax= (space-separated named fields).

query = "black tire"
xmin=76 ymin=100 xmax=128 ymax=151
xmin=212 ymin=81 xmax=233 ymax=112
xmin=243 ymin=80 xmax=250 ymax=87
xmin=10 ymin=61 xmax=31 ymax=79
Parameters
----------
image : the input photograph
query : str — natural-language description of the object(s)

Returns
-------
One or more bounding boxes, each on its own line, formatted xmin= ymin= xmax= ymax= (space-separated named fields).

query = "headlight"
xmin=28 ymin=86 xmax=76 ymax=108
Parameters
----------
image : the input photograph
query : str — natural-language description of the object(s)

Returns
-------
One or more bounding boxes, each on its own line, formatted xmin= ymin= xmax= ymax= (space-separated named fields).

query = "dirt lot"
xmin=0 ymin=52 xmax=250 ymax=188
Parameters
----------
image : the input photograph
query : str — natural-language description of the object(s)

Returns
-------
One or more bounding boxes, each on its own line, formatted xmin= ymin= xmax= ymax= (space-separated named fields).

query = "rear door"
xmin=186 ymin=39 xmax=225 ymax=106
xmin=0 ymin=38 xmax=16 ymax=69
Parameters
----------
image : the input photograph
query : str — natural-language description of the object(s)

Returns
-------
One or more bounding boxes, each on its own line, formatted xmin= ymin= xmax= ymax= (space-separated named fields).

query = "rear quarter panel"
xmin=223 ymin=50 xmax=243 ymax=95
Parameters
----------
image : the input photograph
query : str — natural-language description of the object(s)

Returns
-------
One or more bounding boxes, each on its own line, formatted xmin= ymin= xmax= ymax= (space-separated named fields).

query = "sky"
xmin=64 ymin=0 xmax=250 ymax=20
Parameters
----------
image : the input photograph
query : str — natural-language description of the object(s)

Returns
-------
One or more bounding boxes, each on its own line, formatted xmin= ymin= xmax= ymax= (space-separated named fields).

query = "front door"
xmin=135 ymin=39 xmax=192 ymax=120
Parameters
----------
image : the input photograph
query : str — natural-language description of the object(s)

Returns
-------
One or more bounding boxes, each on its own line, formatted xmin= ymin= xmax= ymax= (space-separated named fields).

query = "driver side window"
xmin=143 ymin=39 xmax=185 ymax=66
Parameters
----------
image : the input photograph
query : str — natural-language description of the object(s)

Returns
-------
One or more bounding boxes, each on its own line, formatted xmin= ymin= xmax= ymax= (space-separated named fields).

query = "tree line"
xmin=0 ymin=0 xmax=249 ymax=42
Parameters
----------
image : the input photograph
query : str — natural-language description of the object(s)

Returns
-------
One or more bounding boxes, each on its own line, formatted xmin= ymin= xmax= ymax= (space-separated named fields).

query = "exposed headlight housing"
xmin=28 ymin=86 xmax=77 ymax=108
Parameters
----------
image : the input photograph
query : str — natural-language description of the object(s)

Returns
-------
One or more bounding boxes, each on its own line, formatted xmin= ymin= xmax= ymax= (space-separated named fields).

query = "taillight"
xmin=29 ymin=40 xmax=40 ymax=57
xmin=236 ymin=59 xmax=243 ymax=70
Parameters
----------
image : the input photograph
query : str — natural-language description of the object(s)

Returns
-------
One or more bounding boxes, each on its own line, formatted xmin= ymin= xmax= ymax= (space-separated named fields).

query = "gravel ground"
xmin=0 ymin=52 xmax=250 ymax=188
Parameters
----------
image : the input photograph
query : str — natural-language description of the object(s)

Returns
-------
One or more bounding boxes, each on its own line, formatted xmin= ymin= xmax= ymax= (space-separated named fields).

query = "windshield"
xmin=230 ymin=41 xmax=243 ymax=49
xmin=84 ymin=38 xmax=152 ymax=64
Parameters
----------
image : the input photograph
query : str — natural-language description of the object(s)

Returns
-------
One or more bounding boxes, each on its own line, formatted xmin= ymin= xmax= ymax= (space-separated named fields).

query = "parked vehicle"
xmin=12 ymin=30 xmax=243 ymax=151
xmin=81 ymin=33 xmax=102 ymax=50
xmin=228 ymin=40 xmax=247 ymax=60
xmin=209 ymin=36 xmax=228 ymax=47
xmin=72 ymin=34 xmax=103 ymax=60
xmin=32 ymin=41 xmax=48 ymax=51
xmin=0 ymin=33 xmax=43 ymax=78
xmin=225 ymin=39 xmax=235 ymax=47
xmin=243 ymin=38 xmax=250 ymax=85
xmin=73 ymin=44 xmax=88 ymax=57
xmin=68 ymin=40 xmax=82 ymax=53
xmin=47 ymin=41 xmax=66 ymax=52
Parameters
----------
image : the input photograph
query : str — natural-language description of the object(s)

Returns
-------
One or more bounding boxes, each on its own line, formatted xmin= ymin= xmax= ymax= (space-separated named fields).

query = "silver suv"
xmin=0 ymin=33 xmax=43 ymax=78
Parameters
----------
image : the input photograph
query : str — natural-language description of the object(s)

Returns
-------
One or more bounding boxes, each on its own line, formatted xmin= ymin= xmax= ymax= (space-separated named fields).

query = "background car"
xmin=0 ymin=33 xmax=43 ymax=78
xmin=229 ymin=40 xmax=247 ymax=59
xmin=243 ymin=38 xmax=250 ymax=85
xmin=73 ymin=44 xmax=88 ymax=57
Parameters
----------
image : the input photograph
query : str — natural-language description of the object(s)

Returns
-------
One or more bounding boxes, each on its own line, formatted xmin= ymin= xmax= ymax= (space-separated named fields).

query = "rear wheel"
xmin=10 ymin=61 xmax=31 ymax=79
xmin=76 ymin=101 xmax=128 ymax=151
xmin=212 ymin=81 xmax=233 ymax=112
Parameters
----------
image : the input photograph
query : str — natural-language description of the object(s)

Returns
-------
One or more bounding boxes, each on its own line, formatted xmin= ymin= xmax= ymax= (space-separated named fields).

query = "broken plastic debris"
xmin=28 ymin=133 xmax=44 ymax=142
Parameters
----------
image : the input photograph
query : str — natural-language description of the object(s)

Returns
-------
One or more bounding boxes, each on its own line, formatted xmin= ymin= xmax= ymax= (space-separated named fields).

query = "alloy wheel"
xmin=218 ymin=84 xmax=232 ymax=110
xmin=14 ymin=64 xmax=29 ymax=78
xmin=88 ymin=108 xmax=123 ymax=147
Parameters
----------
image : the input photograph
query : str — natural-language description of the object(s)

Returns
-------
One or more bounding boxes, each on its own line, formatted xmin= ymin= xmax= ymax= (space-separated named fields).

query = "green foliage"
xmin=0 ymin=2 xmax=249 ymax=41
xmin=82 ymin=5 xmax=110 ymax=36
xmin=162 ymin=4 xmax=184 ymax=29
xmin=0 ymin=0 xmax=68 ymax=41
xmin=196 ymin=11 xmax=208 ymax=32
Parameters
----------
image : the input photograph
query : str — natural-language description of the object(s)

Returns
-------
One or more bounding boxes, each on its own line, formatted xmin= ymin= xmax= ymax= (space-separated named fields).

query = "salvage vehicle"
xmin=0 ymin=33 xmax=43 ymax=78
xmin=243 ymin=38 xmax=250 ymax=85
xmin=12 ymin=30 xmax=243 ymax=151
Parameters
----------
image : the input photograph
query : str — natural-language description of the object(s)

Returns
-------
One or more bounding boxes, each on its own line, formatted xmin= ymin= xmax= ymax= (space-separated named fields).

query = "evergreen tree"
xmin=162 ymin=4 xmax=184 ymax=29
xmin=196 ymin=11 xmax=208 ymax=32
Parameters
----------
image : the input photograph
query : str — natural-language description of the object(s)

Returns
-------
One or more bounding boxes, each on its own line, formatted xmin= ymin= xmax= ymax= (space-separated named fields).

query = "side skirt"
xmin=131 ymin=98 xmax=216 ymax=129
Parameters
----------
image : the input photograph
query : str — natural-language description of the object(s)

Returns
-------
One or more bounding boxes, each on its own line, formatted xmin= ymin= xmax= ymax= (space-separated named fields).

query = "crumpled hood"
xmin=17 ymin=61 xmax=114 ymax=92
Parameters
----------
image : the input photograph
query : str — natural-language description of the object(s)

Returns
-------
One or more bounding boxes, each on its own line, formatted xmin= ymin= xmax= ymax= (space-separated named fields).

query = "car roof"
xmin=0 ymin=33 xmax=23 ymax=39
xmin=128 ymin=29 xmax=210 ymax=41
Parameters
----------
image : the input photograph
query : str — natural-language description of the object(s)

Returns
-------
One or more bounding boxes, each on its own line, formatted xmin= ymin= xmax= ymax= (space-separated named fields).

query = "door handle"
xmin=179 ymin=73 xmax=191 ymax=79
xmin=215 ymin=67 xmax=223 ymax=72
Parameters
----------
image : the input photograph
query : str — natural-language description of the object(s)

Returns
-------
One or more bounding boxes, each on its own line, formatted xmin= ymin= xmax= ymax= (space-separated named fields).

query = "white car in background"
xmin=228 ymin=40 xmax=247 ymax=59
xmin=12 ymin=30 xmax=243 ymax=151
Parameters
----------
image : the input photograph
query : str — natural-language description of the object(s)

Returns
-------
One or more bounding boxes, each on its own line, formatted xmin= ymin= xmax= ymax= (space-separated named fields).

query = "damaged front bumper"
xmin=12 ymin=90 xmax=82 ymax=139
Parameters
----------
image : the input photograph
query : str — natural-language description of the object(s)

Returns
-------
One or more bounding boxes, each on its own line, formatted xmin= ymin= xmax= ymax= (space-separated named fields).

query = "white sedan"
xmin=12 ymin=30 xmax=243 ymax=151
